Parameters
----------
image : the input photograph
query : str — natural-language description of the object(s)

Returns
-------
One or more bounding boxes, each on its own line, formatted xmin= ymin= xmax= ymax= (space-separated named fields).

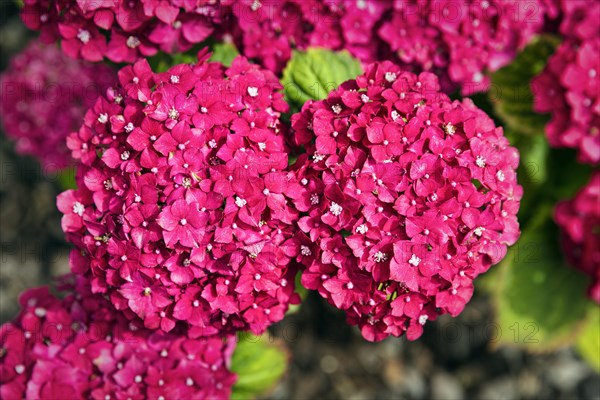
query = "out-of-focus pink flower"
xmin=532 ymin=0 xmax=600 ymax=164
xmin=555 ymin=172 xmax=600 ymax=303
xmin=0 ymin=40 xmax=115 ymax=171
xmin=291 ymin=61 xmax=522 ymax=341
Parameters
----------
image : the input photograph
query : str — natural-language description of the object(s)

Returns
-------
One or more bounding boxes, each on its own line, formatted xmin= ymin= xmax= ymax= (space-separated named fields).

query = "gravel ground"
xmin=1 ymin=5 xmax=599 ymax=399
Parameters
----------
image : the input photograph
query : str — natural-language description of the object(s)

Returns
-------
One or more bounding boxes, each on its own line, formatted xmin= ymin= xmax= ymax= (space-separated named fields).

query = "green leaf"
xmin=492 ymin=206 xmax=591 ymax=352
xmin=576 ymin=306 xmax=600 ymax=372
xmin=210 ymin=42 xmax=239 ymax=67
xmin=231 ymin=333 xmax=288 ymax=399
xmin=282 ymin=48 xmax=363 ymax=109
xmin=286 ymin=270 xmax=308 ymax=315
xmin=491 ymin=35 xmax=560 ymax=136
xmin=54 ymin=167 xmax=77 ymax=190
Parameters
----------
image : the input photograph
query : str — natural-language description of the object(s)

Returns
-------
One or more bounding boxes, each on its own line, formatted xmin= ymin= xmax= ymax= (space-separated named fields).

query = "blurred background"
xmin=1 ymin=2 xmax=599 ymax=399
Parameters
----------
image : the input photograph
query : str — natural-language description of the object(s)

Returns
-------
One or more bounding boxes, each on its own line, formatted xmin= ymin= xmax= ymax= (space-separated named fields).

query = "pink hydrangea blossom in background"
xmin=20 ymin=0 xmax=233 ymax=63
xmin=0 ymin=40 xmax=115 ymax=171
xmin=554 ymin=172 xmax=600 ymax=303
xmin=0 ymin=277 xmax=236 ymax=400
xmin=58 ymin=50 xmax=302 ymax=336
xmin=289 ymin=61 xmax=522 ymax=342
xmin=21 ymin=0 xmax=554 ymax=94
xmin=532 ymin=0 xmax=600 ymax=164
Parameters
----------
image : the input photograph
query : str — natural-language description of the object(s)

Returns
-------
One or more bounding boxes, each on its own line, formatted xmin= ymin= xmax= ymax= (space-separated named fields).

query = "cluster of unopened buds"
xmin=289 ymin=61 xmax=522 ymax=341
xmin=22 ymin=0 xmax=556 ymax=93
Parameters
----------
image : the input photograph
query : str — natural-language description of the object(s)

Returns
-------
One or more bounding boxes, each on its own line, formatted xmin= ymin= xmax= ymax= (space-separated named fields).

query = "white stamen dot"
xmin=235 ymin=197 xmax=247 ymax=207
xmin=126 ymin=36 xmax=140 ymax=48
xmin=408 ymin=254 xmax=421 ymax=267
xmin=475 ymin=155 xmax=486 ymax=168
xmin=77 ymin=29 xmax=91 ymax=44
xmin=73 ymin=201 xmax=85 ymax=216
xmin=329 ymin=202 xmax=343 ymax=216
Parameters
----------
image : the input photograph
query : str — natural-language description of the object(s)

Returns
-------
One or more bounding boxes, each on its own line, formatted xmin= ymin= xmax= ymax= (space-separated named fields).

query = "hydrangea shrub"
xmin=57 ymin=50 xmax=303 ymax=337
xmin=289 ymin=61 xmax=522 ymax=341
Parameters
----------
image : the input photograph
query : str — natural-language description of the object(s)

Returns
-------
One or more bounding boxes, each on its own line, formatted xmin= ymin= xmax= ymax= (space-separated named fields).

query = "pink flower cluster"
xmin=0 ymin=40 xmax=115 ymax=171
xmin=192 ymin=0 xmax=553 ymax=92
xmin=554 ymin=172 xmax=600 ymax=303
xmin=21 ymin=0 xmax=553 ymax=93
xmin=532 ymin=0 xmax=600 ymax=164
xmin=0 ymin=277 xmax=236 ymax=400
xmin=21 ymin=0 xmax=234 ymax=63
xmin=289 ymin=61 xmax=522 ymax=341
xmin=58 ymin=51 xmax=302 ymax=337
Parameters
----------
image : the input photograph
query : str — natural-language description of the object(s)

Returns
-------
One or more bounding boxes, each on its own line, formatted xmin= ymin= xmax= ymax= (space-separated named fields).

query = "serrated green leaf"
xmin=230 ymin=333 xmax=288 ymax=399
xmin=210 ymin=42 xmax=239 ymax=67
xmin=491 ymin=35 xmax=560 ymax=136
xmin=492 ymin=207 xmax=590 ymax=352
xmin=576 ymin=306 xmax=600 ymax=372
xmin=282 ymin=48 xmax=363 ymax=109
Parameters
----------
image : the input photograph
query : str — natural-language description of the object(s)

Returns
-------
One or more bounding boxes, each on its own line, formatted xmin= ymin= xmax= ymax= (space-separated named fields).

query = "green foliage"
xmin=491 ymin=35 xmax=560 ymax=136
xmin=148 ymin=41 xmax=239 ymax=72
xmin=492 ymin=206 xmax=591 ymax=351
xmin=54 ymin=167 xmax=77 ymax=190
xmin=286 ymin=270 xmax=308 ymax=315
xmin=230 ymin=333 xmax=288 ymax=399
xmin=576 ymin=306 xmax=600 ymax=372
xmin=210 ymin=42 xmax=239 ymax=67
xmin=282 ymin=48 xmax=363 ymax=109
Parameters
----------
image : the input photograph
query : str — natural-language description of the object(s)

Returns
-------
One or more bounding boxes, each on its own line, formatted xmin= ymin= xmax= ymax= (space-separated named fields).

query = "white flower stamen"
xmin=356 ymin=224 xmax=368 ymax=234
xmin=126 ymin=36 xmax=140 ymax=48
xmin=329 ymin=202 xmax=343 ymax=216
xmin=247 ymin=86 xmax=259 ymax=97
xmin=408 ymin=254 xmax=421 ymax=267
xmin=374 ymin=251 xmax=388 ymax=263
xmin=72 ymin=201 xmax=85 ymax=216
xmin=235 ymin=197 xmax=247 ymax=208
xmin=300 ymin=245 xmax=311 ymax=256
xmin=475 ymin=155 xmax=486 ymax=168
xmin=77 ymin=29 xmax=91 ymax=44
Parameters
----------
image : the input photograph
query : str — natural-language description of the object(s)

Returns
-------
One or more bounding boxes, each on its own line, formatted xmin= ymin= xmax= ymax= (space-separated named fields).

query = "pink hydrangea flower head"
xmin=21 ymin=1 xmax=554 ymax=94
xmin=20 ymin=0 xmax=231 ymax=63
xmin=0 ymin=40 xmax=115 ymax=171
xmin=532 ymin=0 xmax=600 ymax=164
xmin=554 ymin=172 xmax=600 ymax=303
xmin=290 ymin=61 xmax=522 ymax=341
xmin=58 ymin=51 xmax=302 ymax=336
xmin=0 ymin=277 xmax=237 ymax=399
